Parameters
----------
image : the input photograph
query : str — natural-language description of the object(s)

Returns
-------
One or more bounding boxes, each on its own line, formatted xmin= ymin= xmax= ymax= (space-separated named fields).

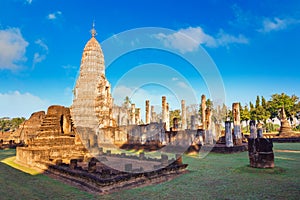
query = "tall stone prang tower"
xmin=71 ymin=24 xmax=114 ymax=131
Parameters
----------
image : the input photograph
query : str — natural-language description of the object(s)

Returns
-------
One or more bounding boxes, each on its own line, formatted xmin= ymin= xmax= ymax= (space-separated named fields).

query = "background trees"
xmin=0 ymin=117 xmax=25 ymax=132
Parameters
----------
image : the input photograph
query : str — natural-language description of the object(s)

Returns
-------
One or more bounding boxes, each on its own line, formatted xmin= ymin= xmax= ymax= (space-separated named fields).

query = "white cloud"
xmin=47 ymin=11 xmax=62 ymax=20
xmin=32 ymin=39 xmax=48 ymax=68
xmin=33 ymin=52 xmax=46 ymax=64
xmin=155 ymin=27 xmax=248 ymax=53
xmin=0 ymin=28 xmax=28 ymax=70
xmin=0 ymin=91 xmax=49 ymax=118
xmin=171 ymin=77 xmax=189 ymax=89
xmin=258 ymin=17 xmax=300 ymax=33
xmin=177 ymin=81 xmax=189 ymax=89
xmin=35 ymin=39 xmax=48 ymax=51
xmin=26 ymin=0 xmax=33 ymax=4
xmin=216 ymin=30 xmax=248 ymax=46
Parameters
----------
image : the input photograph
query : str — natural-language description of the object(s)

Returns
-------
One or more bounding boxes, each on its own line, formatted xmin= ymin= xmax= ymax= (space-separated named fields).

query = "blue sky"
xmin=0 ymin=0 xmax=300 ymax=118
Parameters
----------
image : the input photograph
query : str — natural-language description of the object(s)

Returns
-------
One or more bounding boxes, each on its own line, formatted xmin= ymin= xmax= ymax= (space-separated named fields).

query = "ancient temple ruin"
xmin=16 ymin=106 xmax=87 ymax=169
xmin=279 ymin=106 xmax=294 ymax=136
xmin=71 ymin=25 xmax=115 ymax=130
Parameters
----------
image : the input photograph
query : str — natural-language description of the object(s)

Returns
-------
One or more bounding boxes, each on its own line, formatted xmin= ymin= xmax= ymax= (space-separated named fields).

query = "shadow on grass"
xmin=234 ymin=165 xmax=286 ymax=175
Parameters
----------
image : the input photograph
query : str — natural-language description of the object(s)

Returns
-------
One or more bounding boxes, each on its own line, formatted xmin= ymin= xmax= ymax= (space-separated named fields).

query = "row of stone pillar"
xmin=145 ymin=95 xmax=209 ymax=131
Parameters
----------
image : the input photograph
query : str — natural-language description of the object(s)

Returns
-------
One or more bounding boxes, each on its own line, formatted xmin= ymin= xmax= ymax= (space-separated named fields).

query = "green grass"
xmin=1 ymin=143 xmax=300 ymax=200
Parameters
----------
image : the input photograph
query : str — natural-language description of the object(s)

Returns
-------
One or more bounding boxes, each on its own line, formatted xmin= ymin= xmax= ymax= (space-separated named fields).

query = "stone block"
xmin=248 ymin=138 xmax=274 ymax=168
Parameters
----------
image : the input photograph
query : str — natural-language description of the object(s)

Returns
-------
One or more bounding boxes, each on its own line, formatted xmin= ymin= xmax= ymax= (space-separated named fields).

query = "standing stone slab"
xmin=181 ymin=100 xmax=187 ymax=130
xmin=232 ymin=103 xmax=242 ymax=145
xmin=191 ymin=115 xmax=196 ymax=130
xmin=131 ymin=104 xmax=136 ymax=125
xmin=204 ymin=108 xmax=213 ymax=145
xmin=201 ymin=95 xmax=206 ymax=130
xmin=249 ymin=120 xmax=256 ymax=139
xmin=257 ymin=122 xmax=264 ymax=138
xmin=225 ymin=121 xmax=233 ymax=147
xmin=162 ymin=96 xmax=170 ymax=131
xmin=248 ymin=138 xmax=274 ymax=168
xmin=145 ymin=100 xmax=150 ymax=124
xmin=151 ymin=106 xmax=156 ymax=123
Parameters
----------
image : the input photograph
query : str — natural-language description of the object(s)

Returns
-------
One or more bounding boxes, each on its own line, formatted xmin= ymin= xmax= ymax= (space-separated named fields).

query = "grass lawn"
xmin=0 ymin=143 xmax=299 ymax=200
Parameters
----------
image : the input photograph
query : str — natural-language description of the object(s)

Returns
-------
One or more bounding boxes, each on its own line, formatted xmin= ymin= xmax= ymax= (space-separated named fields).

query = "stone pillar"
xmin=135 ymin=108 xmax=141 ymax=125
xmin=181 ymin=100 xmax=187 ymax=130
xmin=257 ymin=122 xmax=263 ymax=138
xmin=151 ymin=105 xmax=155 ymax=123
xmin=191 ymin=115 xmax=196 ymax=130
xmin=232 ymin=103 xmax=242 ymax=145
xmin=250 ymin=120 xmax=256 ymax=139
xmin=201 ymin=95 xmax=206 ymax=130
xmin=225 ymin=121 xmax=233 ymax=147
xmin=131 ymin=104 xmax=136 ymax=125
xmin=205 ymin=108 xmax=213 ymax=145
xmin=145 ymin=100 xmax=150 ymax=124
xmin=162 ymin=96 xmax=168 ymax=131
xmin=166 ymin=103 xmax=170 ymax=131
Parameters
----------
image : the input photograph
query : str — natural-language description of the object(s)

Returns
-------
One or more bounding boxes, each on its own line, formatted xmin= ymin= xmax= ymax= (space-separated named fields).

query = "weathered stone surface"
xmin=162 ymin=96 xmax=169 ymax=131
xmin=181 ymin=100 xmax=187 ymax=130
xmin=248 ymin=138 xmax=274 ymax=168
xmin=232 ymin=103 xmax=242 ymax=145
xmin=201 ymin=95 xmax=206 ymax=130
xmin=13 ymin=111 xmax=45 ymax=143
xmin=71 ymin=29 xmax=115 ymax=130
xmin=279 ymin=106 xmax=294 ymax=136
xmin=37 ymin=105 xmax=72 ymax=137
xmin=249 ymin=120 xmax=256 ymax=139
xmin=16 ymin=105 xmax=88 ymax=168
xmin=225 ymin=121 xmax=233 ymax=147
xmin=204 ymin=108 xmax=213 ymax=145
xmin=145 ymin=100 xmax=150 ymax=124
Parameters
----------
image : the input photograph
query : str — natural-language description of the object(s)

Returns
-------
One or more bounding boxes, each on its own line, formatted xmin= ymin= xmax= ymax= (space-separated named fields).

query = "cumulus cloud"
xmin=258 ymin=17 xmax=300 ymax=33
xmin=32 ymin=39 xmax=48 ymax=68
xmin=47 ymin=11 xmax=62 ymax=20
xmin=155 ymin=27 xmax=248 ymax=53
xmin=0 ymin=91 xmax=49 ymax=118
xmin=216 ymin=30 xmax=248 ymax=46
xmin=0 ymin=28 xmax=28 ymax=70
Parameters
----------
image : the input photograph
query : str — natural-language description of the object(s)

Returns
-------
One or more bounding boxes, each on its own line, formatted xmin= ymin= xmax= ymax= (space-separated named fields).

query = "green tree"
xmin=249 ymin=101 xmax=255 ymax=120
xmin=240 ymin=104 xmax=250 ymax=130
xmin=268 ymin=93 xmax=299 ymax=119
xmin=206 ymin=99 xmax=213 ymax=109
xmin=169 ymin=109 xmax=181 ymax=128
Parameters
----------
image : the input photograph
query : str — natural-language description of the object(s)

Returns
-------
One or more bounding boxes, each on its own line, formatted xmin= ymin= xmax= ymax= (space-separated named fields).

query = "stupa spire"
xmin=91 ymin=20 xmax=97 ymax=37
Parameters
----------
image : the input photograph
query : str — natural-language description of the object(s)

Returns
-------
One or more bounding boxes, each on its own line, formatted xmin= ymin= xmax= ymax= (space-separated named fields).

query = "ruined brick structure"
xmin=16 ymin=106 xmax=87 ymax=168
xmin=9 ymin=111 xmax=45 ymax=143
